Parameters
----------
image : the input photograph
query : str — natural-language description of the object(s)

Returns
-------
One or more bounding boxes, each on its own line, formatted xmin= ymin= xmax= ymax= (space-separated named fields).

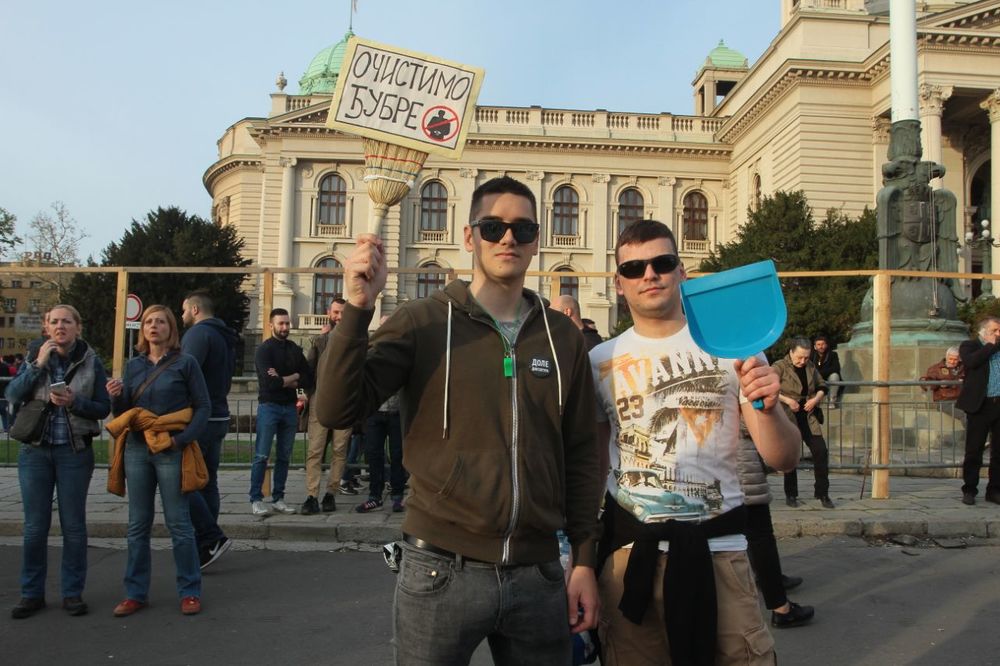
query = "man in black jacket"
xmin=811 ymin=335 xmax=841 ymax=406
xmin=181 ymin=291 xmax=239 ymax=568
xmin=956 ymin=316 xmax=1000 ymax=505
xmin=249 ymin=308 xmax=313 ymax=516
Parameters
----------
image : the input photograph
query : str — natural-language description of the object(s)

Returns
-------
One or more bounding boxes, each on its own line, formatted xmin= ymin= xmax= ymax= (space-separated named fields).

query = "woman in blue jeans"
xmin=106 ymin=304 xmax=210 ymax=617
xmin=6 ymin=304 xmax=110 ymax=619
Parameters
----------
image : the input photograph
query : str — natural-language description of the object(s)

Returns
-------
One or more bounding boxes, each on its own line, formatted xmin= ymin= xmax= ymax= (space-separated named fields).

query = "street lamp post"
xmin=960 ymin=218 xmax=996 ymax=296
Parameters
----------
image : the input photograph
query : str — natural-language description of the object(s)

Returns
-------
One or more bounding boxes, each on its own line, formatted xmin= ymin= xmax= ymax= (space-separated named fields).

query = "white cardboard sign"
xmin=326 ymin=37 xmax=484 ymax=159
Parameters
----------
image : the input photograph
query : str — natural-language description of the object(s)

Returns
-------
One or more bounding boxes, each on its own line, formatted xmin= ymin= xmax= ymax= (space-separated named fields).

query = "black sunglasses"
xmin=470 ymin=217 xmax=540 ymax=244
xmin=617 ymin=254 xmax=681 ymax=279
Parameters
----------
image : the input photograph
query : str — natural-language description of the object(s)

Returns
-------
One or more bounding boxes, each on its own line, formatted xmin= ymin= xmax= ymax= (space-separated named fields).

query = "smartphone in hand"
xmin=49 ymin=381 xmax=68 ymax=396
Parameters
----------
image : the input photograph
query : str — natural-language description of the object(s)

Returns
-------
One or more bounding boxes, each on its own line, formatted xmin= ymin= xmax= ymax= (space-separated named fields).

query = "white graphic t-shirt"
xmin=591 ymin=324 xmax=759 ymax=552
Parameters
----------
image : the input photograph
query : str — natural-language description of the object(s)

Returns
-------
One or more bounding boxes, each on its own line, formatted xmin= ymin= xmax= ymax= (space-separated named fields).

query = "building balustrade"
xmin=418 ymin=228 xmax=448 ymax=243
xmin=551 ymin=234 xmax=581 ymax=248
xmin=471 ymin=105 xmax=722 ymax=142
xmin=315 ymin=224 xmax=347 ymax=238
xmin=297 ymin=314 xmax=328 ymax=330
xmin=682 ymin=239 xmax=711 ymax=253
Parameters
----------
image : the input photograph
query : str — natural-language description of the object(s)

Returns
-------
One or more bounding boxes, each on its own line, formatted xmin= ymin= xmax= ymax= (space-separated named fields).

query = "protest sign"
xmin=327 ymin=37 xmax=484 ymax=160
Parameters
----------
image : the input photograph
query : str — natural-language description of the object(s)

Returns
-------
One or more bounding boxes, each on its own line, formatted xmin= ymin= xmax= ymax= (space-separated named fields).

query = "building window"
xmin=553 ymin=186 xmax=579 ymax=237
xmin=318 ymin=174 xmax=346 ymax=226
xmin=752 ymin=174 xmax=762 ymax=212
xmin=416 ymin=263 xmax=446 ymax=298
xmin=3 ymin=299 xmax=16 ymax=312
xmin=10 ymin=280 xmax=22 ymax=289
xmin=618 ymin=188 xmax=644 ymax=237
xmin=682 ymin=191 xmax=709 ymax=241
xmin=29 ymin=281 xmax=42 ymax=289
xmin=313 ymin=258 xmax=343 ymax=315
xmin=557 ymin=267 xmax=579 ymax=301
xmin=420 ymin=181 xmax=448 ymax=231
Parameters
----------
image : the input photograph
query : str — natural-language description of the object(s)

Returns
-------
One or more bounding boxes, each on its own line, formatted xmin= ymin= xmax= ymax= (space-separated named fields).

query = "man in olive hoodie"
xmin=315 ymin=176 xmax=602 ymax=665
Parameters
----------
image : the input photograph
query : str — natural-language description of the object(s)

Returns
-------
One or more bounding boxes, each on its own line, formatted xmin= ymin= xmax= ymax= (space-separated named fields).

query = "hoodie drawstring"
xmin=443 ymin=300 xmax=452 ymax=439
xmin=537 ymin=295 xmax=564 ymax=415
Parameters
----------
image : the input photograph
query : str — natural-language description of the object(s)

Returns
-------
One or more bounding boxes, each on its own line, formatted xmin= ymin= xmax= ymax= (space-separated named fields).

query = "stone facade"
xmin=205 ymin=0 xmax=1000 ymax=337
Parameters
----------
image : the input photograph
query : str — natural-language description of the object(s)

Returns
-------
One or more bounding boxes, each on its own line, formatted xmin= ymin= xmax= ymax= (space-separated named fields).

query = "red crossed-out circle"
xmin=421 ymin=105 xmax=460 ymax=143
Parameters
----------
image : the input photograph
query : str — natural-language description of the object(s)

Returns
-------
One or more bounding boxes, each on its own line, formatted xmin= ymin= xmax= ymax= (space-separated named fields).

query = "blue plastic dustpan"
xmin=680 ymin=260 xmax=787 ymax=407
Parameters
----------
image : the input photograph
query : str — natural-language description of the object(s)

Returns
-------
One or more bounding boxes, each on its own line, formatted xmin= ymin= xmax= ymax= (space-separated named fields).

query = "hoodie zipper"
xmin=470 ymin=304 xmax=531 ymax=566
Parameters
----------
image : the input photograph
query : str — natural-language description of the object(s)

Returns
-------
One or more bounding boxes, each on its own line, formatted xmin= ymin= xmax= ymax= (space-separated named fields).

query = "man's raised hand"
xmin=345 ymin=234 xmax=388 ymax=310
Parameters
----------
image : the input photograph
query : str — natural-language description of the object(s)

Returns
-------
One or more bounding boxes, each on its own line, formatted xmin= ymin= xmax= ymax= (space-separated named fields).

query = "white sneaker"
xmin=251 ymin=501 xmax=271 ymax=516
xmin=272 ymin=499 xmax=295 ymax=515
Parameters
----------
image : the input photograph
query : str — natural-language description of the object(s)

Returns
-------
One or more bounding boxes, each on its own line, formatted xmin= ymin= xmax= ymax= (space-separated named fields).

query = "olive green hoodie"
xmin=315 ymin=280 xmax=602 ymax=567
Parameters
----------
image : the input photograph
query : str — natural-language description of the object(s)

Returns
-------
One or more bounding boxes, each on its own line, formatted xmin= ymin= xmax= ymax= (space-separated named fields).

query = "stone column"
xmin=591 ymin=174 xmax=610 ymax=272
xmin=657 ymin=176 xmax=677 ymax=243
xmin=277 ymin=156 xmax=297 ymax=296
xmin=981 ymin=90 xmax=1000 ymax=287
xmin=919 ymin=84 xmax=952 ymax=189
xmin=872 ymin=117 xmax=891 ymax=194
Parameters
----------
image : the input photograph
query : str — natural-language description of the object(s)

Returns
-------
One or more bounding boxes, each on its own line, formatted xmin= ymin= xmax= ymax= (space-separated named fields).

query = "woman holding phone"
xmin=106 ymin=304 xmax=210 ymax=617
xmin=5 ymin=304 xmax=110 ymax=619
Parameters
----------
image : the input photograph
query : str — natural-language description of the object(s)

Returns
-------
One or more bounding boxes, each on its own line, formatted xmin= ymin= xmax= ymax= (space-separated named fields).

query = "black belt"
xmin=402 ymin=534 xmax=494 ymax=565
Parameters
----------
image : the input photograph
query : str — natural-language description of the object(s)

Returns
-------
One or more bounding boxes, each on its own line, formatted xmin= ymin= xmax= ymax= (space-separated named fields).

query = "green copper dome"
xmin=707 ymin=40 xmax=748 ymax=69
xmin=299 ymin=30 xmax=354 ymax=95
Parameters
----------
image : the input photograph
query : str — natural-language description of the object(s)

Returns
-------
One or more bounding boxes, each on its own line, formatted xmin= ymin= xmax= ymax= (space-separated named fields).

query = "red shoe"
xmin=181 ymin=596 xmax=201 ymax=615
xmin=113 ymin=599 xmax=146 ymax=617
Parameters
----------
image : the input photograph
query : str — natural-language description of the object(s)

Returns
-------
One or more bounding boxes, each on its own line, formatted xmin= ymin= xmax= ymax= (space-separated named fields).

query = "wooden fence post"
xmin=111 ymin=269 xmax=129 ymax=379
xmin=871 ymin=271 xmax=891 ymax=499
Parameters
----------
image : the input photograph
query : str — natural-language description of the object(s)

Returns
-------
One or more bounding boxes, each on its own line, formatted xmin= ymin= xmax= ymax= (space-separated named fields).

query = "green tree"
xmin=63 ymin=207 xmax=251 ymax=361
xmin=0 ymin=207 xmax=23 ymax=258
xmin=699 ymin=191 xmax=876 ymax=357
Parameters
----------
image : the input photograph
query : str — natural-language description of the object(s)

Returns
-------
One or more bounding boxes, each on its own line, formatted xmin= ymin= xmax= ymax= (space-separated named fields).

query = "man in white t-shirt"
xmin=591 ymin=220 xmax=800 ymax=666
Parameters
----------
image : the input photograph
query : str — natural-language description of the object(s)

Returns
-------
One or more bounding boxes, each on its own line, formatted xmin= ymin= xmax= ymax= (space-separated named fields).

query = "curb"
xmin=2 ymin=517 xmax=998 ymax=545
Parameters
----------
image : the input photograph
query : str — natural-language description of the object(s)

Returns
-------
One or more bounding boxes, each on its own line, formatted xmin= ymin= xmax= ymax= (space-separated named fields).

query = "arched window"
xmin=682 ymin=191 xmax=709 ymax=241
xmin=416 ymin=262 xmax=446 ymax=298
xmin=318 ymin=174 xmax=346 ymax=226
xmin=618 ymin=188 xmax=644 ymax=237
xmin=313 ymin=258 xmax=343 ymax=314
xmin=420 ymin=181 xmax=448 ymax=232
xmin=553 ymin=186 xmax=579 ymax=237
xmin=752 ymin=174 xmax=762 ymax=212
xmin=557 ymin=266 xmax=579 ymax=301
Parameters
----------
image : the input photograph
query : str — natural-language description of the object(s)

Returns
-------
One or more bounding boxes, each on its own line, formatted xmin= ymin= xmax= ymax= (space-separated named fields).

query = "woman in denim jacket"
xmin=6 ymin=304 xmax=110 ymax=619
xmin=106 ymin=304 xmax=210 ymax=617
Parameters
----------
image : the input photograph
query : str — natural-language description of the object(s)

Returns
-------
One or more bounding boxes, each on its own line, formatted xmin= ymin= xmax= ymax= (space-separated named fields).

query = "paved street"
xmin=2 ymin=468 xmax=1000 ymax=545
xmin=1 ymin=537 xmax=999 ymax=665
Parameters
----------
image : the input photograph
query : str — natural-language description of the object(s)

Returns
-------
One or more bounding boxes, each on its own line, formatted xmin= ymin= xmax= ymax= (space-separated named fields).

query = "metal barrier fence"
xmin=816 ymin=380 xmax=974 ymax=474
xmin=0 ymin=377 xmax=983 ymax=474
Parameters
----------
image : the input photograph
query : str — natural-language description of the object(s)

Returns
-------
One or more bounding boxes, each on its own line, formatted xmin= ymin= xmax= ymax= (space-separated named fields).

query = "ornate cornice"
xmin=718 ymin=64 xmax=874 ymax=144
xmin=202 ymin=157 xmax=264 ymax=191
xmin=935 ymin=6 xmax=1000 ymax=31
xmin=918 ymin=28 xmax=1000 ymax=53
xmin=467 ymin=137 xmax=730 ymax=159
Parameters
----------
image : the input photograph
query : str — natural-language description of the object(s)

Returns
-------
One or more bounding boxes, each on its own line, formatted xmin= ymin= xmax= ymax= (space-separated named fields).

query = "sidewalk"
xmin=0 ymin=467 xmax=998 ymax=545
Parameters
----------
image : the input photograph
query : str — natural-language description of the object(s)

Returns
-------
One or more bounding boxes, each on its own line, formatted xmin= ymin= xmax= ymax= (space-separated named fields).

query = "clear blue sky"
xmin=0 ymin=0 xmax=779 ymax=262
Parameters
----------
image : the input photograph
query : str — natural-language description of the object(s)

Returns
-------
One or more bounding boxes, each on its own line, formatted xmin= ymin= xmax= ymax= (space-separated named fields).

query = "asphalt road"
xmin=1 ymin=536 xmax=998 ymax=665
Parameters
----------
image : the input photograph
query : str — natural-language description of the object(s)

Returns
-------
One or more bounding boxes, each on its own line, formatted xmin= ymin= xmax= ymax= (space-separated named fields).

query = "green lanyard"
xmin=484 ymin=299 xmax=524 ymax=378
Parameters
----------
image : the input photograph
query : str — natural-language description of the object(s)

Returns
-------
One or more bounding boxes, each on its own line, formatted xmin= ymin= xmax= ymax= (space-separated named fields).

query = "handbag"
xmin=9 ymin=400 xmax=51 ymax=443
xmin=181 ymin=441 xmax=209 ymax=493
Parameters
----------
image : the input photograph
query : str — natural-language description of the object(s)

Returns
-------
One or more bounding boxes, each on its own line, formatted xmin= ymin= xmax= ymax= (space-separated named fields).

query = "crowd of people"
xmin=5 ymin=174 xmax=993 ymax=665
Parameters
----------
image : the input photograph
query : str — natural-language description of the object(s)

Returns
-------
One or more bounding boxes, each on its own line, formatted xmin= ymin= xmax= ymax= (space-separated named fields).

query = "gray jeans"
xmin=393 ymin=542 xmax=571 ymax=665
